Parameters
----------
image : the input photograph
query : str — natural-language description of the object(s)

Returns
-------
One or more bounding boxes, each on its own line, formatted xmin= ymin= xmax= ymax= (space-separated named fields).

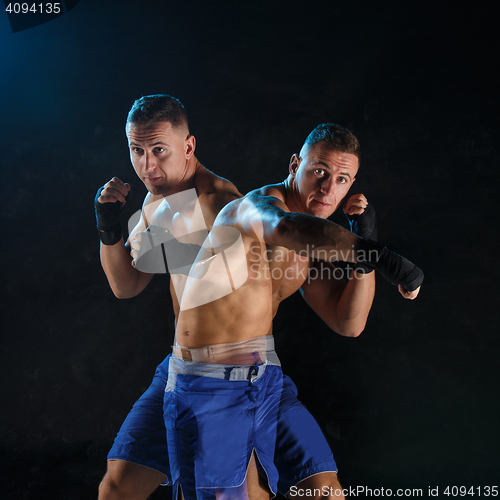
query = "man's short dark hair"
xmin=126 ymin=94 xmax=189 ymax=131
xmin=304 ymin=123 xmax=360 ymax=160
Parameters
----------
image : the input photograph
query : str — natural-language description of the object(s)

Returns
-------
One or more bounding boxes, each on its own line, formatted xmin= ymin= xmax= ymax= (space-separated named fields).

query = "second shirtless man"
xmin=164 ymin=123 xmax=423 ymax=500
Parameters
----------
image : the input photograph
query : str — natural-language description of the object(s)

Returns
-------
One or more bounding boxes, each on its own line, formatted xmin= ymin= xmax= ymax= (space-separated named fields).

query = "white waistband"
xmin=172 ymin=335 xmax=277 ymax=365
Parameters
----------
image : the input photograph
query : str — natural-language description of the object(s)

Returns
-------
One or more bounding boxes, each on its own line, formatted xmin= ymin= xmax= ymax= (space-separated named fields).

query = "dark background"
xmin=1 ymin=1 xmax=498 ymax=498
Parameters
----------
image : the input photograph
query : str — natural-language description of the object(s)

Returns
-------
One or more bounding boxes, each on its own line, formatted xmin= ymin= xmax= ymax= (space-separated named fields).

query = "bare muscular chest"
xmin=146 ymin=190 xmax=209 ymax=245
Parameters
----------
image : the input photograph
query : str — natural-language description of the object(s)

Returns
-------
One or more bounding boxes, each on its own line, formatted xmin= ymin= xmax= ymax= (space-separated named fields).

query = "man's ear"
xmin=185 ymin=134 xmax=196 ymax=158
xmin=289 ymin=154 xmax=300 ymax=177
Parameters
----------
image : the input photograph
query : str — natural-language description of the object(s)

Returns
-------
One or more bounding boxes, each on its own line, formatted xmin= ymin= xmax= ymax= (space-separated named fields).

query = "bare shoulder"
xmin=194 ymin=165 xmax=243 ymax=227
xmin=212 ymin=183 xmax=290 ymax=243
xmin=142 ymin=191 xmax=163 ymax=207
xmin=217 ymin=183 xmax=286 ymax=216
xmin=242 ymin=183 xmax=289 ymax=212
xmin=258 ymin=182 xmax=286 ymax=201
xmin=195 ymin=165 xmax=241 ymax=198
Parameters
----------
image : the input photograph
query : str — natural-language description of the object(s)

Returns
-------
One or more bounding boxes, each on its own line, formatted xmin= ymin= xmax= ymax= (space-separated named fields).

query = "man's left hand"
xmin=344 ymin=193 xmax=377 ymax=241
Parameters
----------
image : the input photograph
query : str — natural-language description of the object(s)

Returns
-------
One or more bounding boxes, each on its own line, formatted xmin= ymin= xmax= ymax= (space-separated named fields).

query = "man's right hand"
xmin=356 ymin=239 xmax=424 ymax=299
xmin=96 ymin=177 xmax=131 ymax=205
xmin=399 ymin=285 xmax=421 ymax=300
xmin=375 ymin=246 xmax=423 ymax=299
xmin=94 ymin=177 xmax=131 ymax=245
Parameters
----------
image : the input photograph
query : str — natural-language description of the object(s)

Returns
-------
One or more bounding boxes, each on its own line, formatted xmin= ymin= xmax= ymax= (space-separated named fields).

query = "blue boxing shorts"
xmin=275 ymin=373 xmax=338 ymax=496
xmin=163 ymin=343 xmax=337 ymax=499
xmin=107 ymin=339 xmax=337 ymax=498
xmin=107 ymin=354 xmax=172 ymax=485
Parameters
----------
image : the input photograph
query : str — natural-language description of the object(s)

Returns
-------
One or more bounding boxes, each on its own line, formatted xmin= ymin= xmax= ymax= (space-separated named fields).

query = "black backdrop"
xmin=1 ymin=1 xmax=499 ymax=498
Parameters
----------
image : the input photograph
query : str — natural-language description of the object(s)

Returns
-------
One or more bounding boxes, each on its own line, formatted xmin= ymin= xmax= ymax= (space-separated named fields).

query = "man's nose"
xmin=320 ymin=177 xmax=335 ymax=195
xmin=144 ymin=152 xmax=157 ymax=171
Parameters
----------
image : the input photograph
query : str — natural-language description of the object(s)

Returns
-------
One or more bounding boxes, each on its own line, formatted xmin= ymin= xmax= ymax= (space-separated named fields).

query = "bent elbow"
xmin=112 ymin=288 xmax=137 ymax=300
xmin=335 ymin=323 xmax=365 ymax=338
xmin=347 ymin=328 xmax=364 ymax=338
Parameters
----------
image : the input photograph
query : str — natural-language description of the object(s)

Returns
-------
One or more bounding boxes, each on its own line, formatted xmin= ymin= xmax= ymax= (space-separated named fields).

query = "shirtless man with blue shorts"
xmin=164 ymin=123 xmax=423 ymax=499
xmin=95 ymin=94 xmax=242 ymax=499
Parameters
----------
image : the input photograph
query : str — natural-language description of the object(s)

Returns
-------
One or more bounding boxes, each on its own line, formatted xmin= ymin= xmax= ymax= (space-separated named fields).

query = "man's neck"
xmin=160 ymin=156 xmax=202 ymax=197
xmin=282 ymin=176 xmax=300 ymax=213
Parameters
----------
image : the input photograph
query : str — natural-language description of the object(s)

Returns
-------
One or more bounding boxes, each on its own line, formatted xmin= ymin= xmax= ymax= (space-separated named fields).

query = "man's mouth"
xmin=312 ymin=199 xmax=331 ymax=207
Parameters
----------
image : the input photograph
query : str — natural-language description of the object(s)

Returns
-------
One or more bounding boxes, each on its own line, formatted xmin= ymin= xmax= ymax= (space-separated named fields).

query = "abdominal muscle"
xmin=174 ymin=245 xmax=311 ymax=351
xmin=175 ymin=280 xmax=274 ymax=348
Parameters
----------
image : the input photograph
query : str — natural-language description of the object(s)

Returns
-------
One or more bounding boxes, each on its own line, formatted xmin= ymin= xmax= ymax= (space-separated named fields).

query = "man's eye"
xmin=315 ymin=168 xmax=325 ymax=176
xmin=132 ymin=147 xmax=143 ymax=154
xmin=154 ymin=147 xmax=164 ymax=153
xmin=337 ymin=177 xmax=347 ymax=184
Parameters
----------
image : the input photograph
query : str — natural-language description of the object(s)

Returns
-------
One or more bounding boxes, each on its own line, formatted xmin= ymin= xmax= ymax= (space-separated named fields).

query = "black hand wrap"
xmin=94 ymin=186 xmax=127 ymax=246
xmin=346 ymin=203 xmax=378 ymax=274
xmin=345 ymin=202 xmax=378 ymax=241
xmin=357 ymin=239 xmax=424 ymax=292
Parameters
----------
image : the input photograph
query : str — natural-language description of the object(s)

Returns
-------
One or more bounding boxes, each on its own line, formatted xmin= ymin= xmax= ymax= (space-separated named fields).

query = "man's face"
xmin=126 ymin=121 xmax=195 ymax=196
xmin=289 ymin=143 xmax=358 ymax=218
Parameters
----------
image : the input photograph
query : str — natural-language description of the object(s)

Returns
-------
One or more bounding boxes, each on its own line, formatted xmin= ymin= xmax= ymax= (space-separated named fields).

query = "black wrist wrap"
xmin=345 ymin=203 xmax=378 ymax=274
xmin=346 ymin=203 xmax=378 ymax=241
xmin=94 ymin=186 xmax=125 ymax=246
xmin=376 ymin=247 xmax=424 ymax=292
xmin=354 ymin=238 xmax=383 ymax=274
xmin=356 ymin=239 xmax=424 ymax=291
xmin=97 ymin=227 xmax=122 ymax=246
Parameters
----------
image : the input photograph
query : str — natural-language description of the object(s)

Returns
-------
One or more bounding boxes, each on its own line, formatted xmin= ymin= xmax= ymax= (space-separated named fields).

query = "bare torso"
xmin=128 ymin=162 xmax=241 ymax=324
xmin=175 ymin=183 xmax=312 ymax=348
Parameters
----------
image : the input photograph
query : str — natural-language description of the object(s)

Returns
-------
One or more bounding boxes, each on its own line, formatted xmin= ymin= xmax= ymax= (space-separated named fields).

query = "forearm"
xmin=332 ymin=270 xmax=375 ymax=337
xmin=100 ymin=239 xmax=150 ymax=298
xmin=276 ymin=213 xmax=420 ymax=294
xmin=274 ymin=212 xmax=361 ymax=262
xmin=242 ymin=193 xmax=362 ymax=262
xmin=247 ymin=192 xmax=423 ymax=295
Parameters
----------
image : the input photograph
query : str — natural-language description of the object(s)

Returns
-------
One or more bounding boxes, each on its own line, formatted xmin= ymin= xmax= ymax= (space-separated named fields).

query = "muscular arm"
xmin=100 ymin=239 xmax=154 ymax=299
xmin=300 ymin=192 xmax=376 ymax=337
xmin=237 ymin=187 xmax=422 ymax=298
xmin=239 ymin=190 xmax=361 ymax=263
xmin=101 ymin=180 xmax=241 ymax=299
xmin=301 ymin=261 xmax=375 ymax=337
xmin=96 ymin=180 xmax=155 ymax=299
xmin=237 ymin=189 xmax=375 ymax=334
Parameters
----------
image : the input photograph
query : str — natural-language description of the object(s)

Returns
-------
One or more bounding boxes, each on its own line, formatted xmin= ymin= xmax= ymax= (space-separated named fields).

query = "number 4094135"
xmin=5 ymin=3 xmax=61 ymax=14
